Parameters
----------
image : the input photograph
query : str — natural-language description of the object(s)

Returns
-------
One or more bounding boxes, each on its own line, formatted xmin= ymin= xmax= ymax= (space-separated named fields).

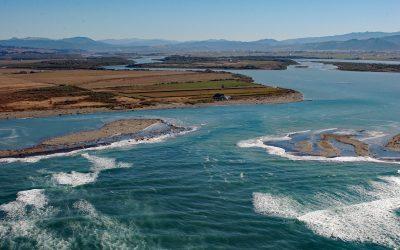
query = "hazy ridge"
xmin=1 ymin=31 xmax=400 ymax=52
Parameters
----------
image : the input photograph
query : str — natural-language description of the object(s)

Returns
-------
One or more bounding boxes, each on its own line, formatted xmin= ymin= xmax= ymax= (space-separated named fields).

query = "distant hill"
xmin=165 ymin=39 xmax=280 ymax=52
xmin=1 ymin=32 xmax=400 ymax=52
xmin=160 ymin=32 xmax=400 ymax=52
xmin=280 ymin=31 xmax=400 ymax=45
xmin=0 ymin=37 xmax=113 ymax=51
xmin=381 ymin=34 xmax=400 ymax=45
xmin=100 ymin=38 xmax=179 ymax=46
xmin=298 ymin=35 xmax=400 ymax=51
xmin=161 ymin=34 xmax=400 ymax=52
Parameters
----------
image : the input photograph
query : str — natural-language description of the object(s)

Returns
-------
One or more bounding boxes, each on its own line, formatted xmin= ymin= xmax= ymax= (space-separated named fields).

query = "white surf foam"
xmin=82 ymin=153 xmax=132 ymax=172
xmin=0 ymin=189 xmax=70 ymax=248
xmin=253 ymin=176 xmax=400 ymax=247
xmin=0 ymin=189 xmax=47 ymax=219
xmin=0 ymin=126 xmax=197 ymax=164
xmin=298 ymin=198 xmax=400 ymax=247
xmin=52 ymin=154 xmax=132 ymax=187
xmin=253 ymin=192 xmax=302 ymax=218
xmin=52 ymin=171 xmax=98 ymax=187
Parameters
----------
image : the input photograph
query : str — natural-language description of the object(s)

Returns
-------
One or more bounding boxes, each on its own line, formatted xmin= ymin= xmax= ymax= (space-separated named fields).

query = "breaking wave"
xmin=52 ymin=153 xmax=132 ymax=187
xmin=0 ymin=191 xmax=145 ymax=248
xmin=0 ymin=189 xmax=70 ymax=248
xmin=52 ymin=171 xmax=98 ymax=187
xmin=253 ymin=174 xmax=400 ymax=247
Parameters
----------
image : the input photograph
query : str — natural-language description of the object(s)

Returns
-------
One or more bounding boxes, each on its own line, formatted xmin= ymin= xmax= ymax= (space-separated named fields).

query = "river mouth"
xmin=1 ymin=61 xmax=400 ymax=248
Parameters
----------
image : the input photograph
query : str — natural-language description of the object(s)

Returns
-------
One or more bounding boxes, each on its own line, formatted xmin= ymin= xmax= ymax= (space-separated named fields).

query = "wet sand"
xmin=386 ymin=134 xmax=400 ymax=152
xmin=317 ymin=140 xmax=341 ymax=158
xmin=295 ymin=140 xmax=314 ymax=154
xmin=321 ymin=134 xmax=370 ymax=156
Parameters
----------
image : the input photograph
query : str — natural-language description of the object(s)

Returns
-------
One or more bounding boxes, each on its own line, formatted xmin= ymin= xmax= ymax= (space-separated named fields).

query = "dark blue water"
xmin=0 ymin=64 xmax=399 ymax=249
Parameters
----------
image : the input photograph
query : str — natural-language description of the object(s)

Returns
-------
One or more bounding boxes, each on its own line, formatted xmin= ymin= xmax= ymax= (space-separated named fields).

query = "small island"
xmin=128 ymin=55 xmax=298 ymax=70
xmin=319 ymin=61 xmax=400 ymax=73
xmin=0 ymin=119 xmax=187 ymax=159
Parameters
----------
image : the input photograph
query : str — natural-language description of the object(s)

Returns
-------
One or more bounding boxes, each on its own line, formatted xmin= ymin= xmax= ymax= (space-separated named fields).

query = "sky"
xmin=0 ymin=0 xmax=399 ymax=41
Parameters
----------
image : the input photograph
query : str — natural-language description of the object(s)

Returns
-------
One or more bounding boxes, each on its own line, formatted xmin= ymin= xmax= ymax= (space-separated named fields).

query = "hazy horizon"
xmin=1 ymin=0 xmax=400 ymax=41
xmin=2 ymin=30 xmax=400 ymax=43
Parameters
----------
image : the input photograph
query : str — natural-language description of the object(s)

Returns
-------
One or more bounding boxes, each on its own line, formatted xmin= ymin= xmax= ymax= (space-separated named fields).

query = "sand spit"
xmin=0 ymin=119 xmax=186 ymax=159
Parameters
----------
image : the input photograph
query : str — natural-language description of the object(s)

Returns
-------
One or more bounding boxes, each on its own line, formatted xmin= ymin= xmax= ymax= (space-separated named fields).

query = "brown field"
xmin=0 ymin=68 xmax=302 ymax=119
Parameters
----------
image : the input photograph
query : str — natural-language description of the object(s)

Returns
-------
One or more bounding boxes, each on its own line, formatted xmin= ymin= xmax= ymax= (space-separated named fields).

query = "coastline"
xmin=0 ymin=91 xmax=303 ymax=120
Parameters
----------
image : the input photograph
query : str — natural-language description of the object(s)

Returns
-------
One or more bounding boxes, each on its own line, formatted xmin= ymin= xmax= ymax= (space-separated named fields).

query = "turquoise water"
xmin=1 ymin=64 xmax=400 ymax=249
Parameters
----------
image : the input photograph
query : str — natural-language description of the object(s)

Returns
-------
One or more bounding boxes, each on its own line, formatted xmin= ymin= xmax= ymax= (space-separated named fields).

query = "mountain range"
xmin=1 ymin=31 xmax=400 ymax=52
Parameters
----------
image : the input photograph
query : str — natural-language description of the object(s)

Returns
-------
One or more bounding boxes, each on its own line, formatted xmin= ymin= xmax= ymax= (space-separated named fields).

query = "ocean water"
xmin=1 ymin=63 xmax=400 ymax=249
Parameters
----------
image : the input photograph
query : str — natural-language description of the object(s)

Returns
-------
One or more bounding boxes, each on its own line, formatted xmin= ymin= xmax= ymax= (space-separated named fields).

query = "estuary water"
xmin=1 ymin=63 xmax=400 ymax=249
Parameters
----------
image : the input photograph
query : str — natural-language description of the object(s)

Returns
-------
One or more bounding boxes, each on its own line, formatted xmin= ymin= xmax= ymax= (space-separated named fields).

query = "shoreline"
xmin=0 ymin=118 xmax=188 ymax=159
xmin=0 ymin=91 xmax=303 ymax=120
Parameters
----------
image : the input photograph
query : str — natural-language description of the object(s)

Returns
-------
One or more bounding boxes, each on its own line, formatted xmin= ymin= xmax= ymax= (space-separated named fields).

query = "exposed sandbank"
xmin=0 ymin=119 xmax=186 ymax=159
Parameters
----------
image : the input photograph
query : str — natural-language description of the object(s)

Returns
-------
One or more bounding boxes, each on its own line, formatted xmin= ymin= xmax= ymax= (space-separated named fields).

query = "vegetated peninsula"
xmin=128 ymin=55 xmax=298 ymax=70
xmin=319 ymin=61 xmax=400 ymax=72
xmin=0 ymin=119 xmax=189 ymax=159
xmin=0 ymin=66 xmax=303 ymax=119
